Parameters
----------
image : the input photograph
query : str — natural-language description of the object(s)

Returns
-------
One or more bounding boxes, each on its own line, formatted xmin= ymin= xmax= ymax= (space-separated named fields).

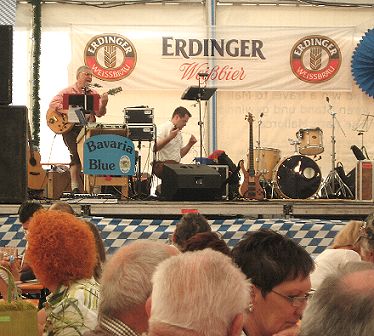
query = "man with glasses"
xmin=232 ymin=229 xmax=315 ymax=336
xmin=49 ymin=65 xmax=108 ymax=194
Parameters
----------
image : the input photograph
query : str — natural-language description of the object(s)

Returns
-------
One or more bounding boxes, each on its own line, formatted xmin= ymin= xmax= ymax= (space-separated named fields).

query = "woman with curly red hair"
xmin=27 ymin=210 xmax=99 ymax=335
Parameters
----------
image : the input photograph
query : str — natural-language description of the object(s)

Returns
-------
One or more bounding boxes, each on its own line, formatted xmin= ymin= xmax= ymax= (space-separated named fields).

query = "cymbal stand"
xmin=320 ymin=98 xmax=353 ymax=199
xmin=255 ymin=113 xmax=274 ymax=198
xmin=355 ymin=112 xmax=374 ymax=155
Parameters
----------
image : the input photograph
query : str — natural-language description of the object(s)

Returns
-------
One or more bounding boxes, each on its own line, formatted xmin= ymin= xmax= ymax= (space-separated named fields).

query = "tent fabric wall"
xmin=14 ymin=3 xmax=374 ymax=182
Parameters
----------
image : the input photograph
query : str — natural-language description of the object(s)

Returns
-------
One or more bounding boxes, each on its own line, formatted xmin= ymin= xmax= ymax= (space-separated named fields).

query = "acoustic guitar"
xmin=27 ymin=123 xmax=47 ymax=190
xmin=46 ymin=86 xmax=123 ymax=134
xmin=239 ymin=113 xmax=264 ymax=200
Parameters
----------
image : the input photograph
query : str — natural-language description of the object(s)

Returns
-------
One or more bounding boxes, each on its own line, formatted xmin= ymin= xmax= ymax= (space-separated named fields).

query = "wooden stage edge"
xmin=0 ymin=198 xmax=373 ymax=219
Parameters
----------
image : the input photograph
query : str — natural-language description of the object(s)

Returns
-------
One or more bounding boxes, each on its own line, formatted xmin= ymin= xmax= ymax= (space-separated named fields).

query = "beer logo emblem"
xmin=119 ymin=155 xmax=131 ymax=174
xmin=84 ymin=33 xmax=137 ymax=81
xmin=290 ymin=35 xmax=341 ymax=83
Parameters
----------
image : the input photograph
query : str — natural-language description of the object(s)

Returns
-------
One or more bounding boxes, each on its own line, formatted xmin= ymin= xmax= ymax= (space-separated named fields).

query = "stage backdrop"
xmin=70 ymin=25 xmax=354 ymax=91
xmin=12 ymin=3 xmax=374 ymax=188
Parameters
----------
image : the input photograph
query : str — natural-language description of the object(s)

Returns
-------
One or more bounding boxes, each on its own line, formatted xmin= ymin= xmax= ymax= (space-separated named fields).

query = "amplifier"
xmin=356 ymin=161 xmax=374 ymax=201
xmin=124 ymin=107 xmax=154 ymax=124
xmin=127 ymin=124 xmax=155 ymax=141
xmin=208 ymin=165 xmax=229 ymax=200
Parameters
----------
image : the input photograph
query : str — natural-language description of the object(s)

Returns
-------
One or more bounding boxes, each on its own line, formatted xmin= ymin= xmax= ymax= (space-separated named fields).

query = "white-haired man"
xmin=84 ymin=240 xmax=178 ymax=336
xmin=147 ymin=248 xmax=250 ymax=336
xmin=300 ymin=262 xmax=374 ymax=336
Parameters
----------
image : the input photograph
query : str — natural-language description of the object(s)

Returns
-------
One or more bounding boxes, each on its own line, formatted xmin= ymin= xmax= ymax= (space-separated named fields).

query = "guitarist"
xmin=49 ymin=65 xmax=109 ymax=194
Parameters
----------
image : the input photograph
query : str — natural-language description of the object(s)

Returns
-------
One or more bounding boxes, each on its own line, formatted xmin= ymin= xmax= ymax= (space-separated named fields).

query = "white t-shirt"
xmin=311 ymin=248 xmax=361 ymax=289
xmin=156 ymin=120 xmax=183 ymax=162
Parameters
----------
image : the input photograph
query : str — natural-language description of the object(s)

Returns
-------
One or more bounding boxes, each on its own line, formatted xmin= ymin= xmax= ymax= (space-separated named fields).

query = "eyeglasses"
xmin=271 ymin=289 xmax=315 ymax=307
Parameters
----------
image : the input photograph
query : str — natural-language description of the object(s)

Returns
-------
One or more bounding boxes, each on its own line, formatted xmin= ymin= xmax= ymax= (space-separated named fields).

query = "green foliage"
xmin=31 ymin=0 xmax=42 ymax=147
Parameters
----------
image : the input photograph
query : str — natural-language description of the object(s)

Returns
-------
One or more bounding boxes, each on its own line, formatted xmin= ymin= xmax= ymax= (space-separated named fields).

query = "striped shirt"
xmin=100 ymin=315 xmax=140 ymax=336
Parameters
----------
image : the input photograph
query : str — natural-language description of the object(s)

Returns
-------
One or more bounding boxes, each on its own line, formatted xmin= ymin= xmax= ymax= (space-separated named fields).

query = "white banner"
xmin=71 ymin=25 xmax=354 ymax=91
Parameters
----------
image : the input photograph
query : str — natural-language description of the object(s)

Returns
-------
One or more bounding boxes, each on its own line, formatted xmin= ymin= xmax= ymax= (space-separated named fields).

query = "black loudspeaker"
xmin=0 ymin=25 xmax=13 ymax=105
xmin=0 ymin=106 xmax=27 ymax=203
xmin=161 ymin=163 xmax=222 ymax=201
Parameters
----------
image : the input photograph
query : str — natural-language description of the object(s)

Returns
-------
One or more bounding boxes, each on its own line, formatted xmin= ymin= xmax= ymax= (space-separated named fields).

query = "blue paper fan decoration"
xmin=351 ymin=28 xmax=374 ymax=98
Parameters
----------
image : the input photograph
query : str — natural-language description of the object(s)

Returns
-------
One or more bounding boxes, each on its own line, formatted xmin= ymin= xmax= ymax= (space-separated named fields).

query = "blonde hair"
xmin=331 ymin=220 xmax=363 ymax=249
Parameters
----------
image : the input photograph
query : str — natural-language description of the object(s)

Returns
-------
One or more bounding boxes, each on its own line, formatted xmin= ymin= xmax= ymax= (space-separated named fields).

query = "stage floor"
xmin=0 ymin=197 xmax=373 ymax=219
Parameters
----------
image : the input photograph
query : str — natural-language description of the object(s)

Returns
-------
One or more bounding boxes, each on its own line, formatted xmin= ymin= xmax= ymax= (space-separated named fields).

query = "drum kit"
xmin=250 ymin=127 xmax=323 ymax=199
xmin=243 ymin=98 xmax=355 ymax=200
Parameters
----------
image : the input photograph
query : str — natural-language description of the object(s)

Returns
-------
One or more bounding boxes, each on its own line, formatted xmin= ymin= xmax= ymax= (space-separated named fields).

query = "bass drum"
xmin=273 ymin=155 xmax=322 ymax=199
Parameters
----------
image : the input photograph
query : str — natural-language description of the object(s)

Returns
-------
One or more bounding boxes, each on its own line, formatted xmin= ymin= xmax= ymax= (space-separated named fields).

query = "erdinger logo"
xmin=84 ymin=33 xmax=137 ymax=81
xmin=290 ymin=35 xmax=341 ymax=83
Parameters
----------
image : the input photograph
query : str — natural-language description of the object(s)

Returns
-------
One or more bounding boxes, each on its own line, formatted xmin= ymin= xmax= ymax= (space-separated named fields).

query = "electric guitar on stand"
xmin=239 ymin=113 xmax=264 ymax=200
xmin=46 ymin=86 xmax=123 ymax=134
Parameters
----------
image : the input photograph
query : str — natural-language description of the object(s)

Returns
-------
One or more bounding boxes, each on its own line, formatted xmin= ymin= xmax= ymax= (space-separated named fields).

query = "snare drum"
xmin=272 ymin=155 xmax=322 ymax=199
xmin=251 ymin=147 xmax=281 ymax=181
xmin=296 ymin=127 xmax=324 ymax=156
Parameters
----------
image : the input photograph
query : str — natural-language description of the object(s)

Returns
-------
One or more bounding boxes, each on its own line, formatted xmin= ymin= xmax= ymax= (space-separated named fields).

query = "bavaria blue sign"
xmin=83 ymin=134 xmax=135 ymax=176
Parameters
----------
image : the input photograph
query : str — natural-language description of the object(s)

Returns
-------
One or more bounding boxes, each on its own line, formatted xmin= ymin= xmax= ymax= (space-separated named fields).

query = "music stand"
xmin=181 ymin=86 xmax=216 ymax=160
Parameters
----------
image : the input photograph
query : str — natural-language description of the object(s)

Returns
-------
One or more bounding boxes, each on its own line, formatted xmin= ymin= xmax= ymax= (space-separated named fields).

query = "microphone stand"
xmin=197 ymin=73 xmax=207 ymax=160
xmin=320 ymin=97 xmax=353 ymax=199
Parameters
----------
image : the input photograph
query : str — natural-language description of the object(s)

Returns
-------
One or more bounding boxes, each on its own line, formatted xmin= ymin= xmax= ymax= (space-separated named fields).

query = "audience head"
xmin=48 ymin=200 xmax=106 ymax=282
xmin=182 ymin=231 xmax=231 ymax=256
xmin=232 ymin=229 xmax=314 ymax=336
xmin=148 ymin=249 xmax=250 ymax=336
xmin=355 ymin=213 xmax=374 ymax=262
xmin=172 ymin=213 xmax=211 ymax=250
xmin=331 ymin=220 xmax=362 ymax=250
xmin=18 ymin=200 xmax=43 ymax=227
xmin=300 ymin=263 xmax=374 ymax=336
xmin=99 ymin=240 xmax=178 ymax=333
xmin=27 ymin=210 xmax=96 ymax=290
xmin=49 ymin=201 xmax=76 ymax=214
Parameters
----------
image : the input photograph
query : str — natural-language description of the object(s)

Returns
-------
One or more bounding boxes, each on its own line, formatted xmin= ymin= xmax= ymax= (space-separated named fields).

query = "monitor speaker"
xmin=0 ymin=106 xmax=27 ymax=203
xmin=161 ymin=163 xmax=221 ymax=201
xmin=0 ymin=25 xmax=13 ymax=105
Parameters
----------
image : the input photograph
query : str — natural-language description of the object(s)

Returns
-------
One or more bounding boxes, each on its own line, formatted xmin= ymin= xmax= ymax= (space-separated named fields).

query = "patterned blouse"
xmin=44 ymin=278 xmax=100 ymax=336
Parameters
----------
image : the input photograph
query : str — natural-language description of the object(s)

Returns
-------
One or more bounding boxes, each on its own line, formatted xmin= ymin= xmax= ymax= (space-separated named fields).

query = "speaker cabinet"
xmin=161 ymin=163 xmax=221 ymax=201
xmin=356 ymin=161 xmax=374 ymax=201
xmin=0 ymin=106 xmax=27 ymax=203
xmin=0 ymin=25 xmax=12 ymax=105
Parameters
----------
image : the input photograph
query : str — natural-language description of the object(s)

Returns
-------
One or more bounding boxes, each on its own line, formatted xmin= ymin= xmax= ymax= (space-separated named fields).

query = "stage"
xmin=0 ymin=197 xmax=373 ymax=219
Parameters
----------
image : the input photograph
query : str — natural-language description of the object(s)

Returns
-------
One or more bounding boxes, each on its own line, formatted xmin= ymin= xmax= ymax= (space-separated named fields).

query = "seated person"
xmin=48 ymin=201 xmax=106 ymax=282
xmin=170 ymin=212 xmax=211 ymax=250
xmin=311 ymin=220 xmax=362 ymax=289
xmin=182 ymin=231 xmax=231 ymax=256
xmin=232 ymin=229 xmax=315 ymax=336
xmin=0 ymin=201 xmax=43 ymax=288
xmin=27 ymin=210 xmax=99 ymax=335
xmin=147 ymin=249 xmax=249 ymax=336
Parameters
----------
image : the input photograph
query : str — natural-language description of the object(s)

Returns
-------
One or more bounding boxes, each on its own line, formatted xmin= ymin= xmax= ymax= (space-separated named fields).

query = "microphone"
xmin=260 ymin=113 xmax=264 ymax=118
xmin=198 ymin=72 xmax=209 ymax=77
xmin=326 ymin=96 xmax=330 ymax=103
